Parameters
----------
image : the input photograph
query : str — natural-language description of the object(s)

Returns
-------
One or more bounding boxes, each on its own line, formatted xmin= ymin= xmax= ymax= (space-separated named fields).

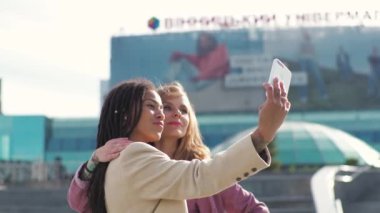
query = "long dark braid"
xmin=87 ymin=79 xmax=155 ymax=213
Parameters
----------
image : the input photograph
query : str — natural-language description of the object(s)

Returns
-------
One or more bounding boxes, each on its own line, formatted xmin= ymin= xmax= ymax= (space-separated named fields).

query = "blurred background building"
xmin=1 ymin=26 xmax=380 ymax=212
xmin=1 ymin=110 xmax=380 ymax=174
xmin=2 ymin=27 xmax=380 ymax=173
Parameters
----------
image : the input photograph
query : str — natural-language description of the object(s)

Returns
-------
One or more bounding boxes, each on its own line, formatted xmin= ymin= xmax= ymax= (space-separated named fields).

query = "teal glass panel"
xmin=10 ymin=116 xmax=46 ymax=160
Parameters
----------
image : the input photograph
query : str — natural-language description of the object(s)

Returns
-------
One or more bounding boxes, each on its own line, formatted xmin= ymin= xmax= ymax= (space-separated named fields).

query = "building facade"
xmin=1 ymin=110 xmax=380 ymax=174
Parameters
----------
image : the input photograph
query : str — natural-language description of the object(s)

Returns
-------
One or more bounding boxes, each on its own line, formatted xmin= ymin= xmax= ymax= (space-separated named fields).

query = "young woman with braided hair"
xmin=88 ymin=79 xmax=162 ymax=213
xmin=68 ymin=78 xmax=290 ymax=212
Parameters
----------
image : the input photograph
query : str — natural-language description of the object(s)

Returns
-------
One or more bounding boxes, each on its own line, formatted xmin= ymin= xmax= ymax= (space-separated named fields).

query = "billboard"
xmin=110 ymin=27 xmax=380 ymax=113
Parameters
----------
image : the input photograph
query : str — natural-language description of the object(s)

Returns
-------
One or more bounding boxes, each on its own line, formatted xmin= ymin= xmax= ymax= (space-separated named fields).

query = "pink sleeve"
xmin=186 ymin=199 xmax=199 ymax=212
xmin=67 ymin=163 xmax=91 ymax=213
xmin=187 ymin=196 xmax=222 ymax=213
xmin=221 ymin=183 xmax=269 ymax=213
xmin=197 ymin=45 xmax=230 ymax=80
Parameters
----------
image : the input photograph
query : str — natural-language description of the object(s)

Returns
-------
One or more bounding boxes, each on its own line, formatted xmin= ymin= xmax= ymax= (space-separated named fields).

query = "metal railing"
xmin=311 ymin=165 xmax=371 ymax=213
xmin=0 ymin=160 xmax=66 ymax=185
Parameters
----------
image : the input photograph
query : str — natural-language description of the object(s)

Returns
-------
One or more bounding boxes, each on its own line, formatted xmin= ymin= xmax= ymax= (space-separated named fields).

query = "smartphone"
xmin=268 ymin=58 xmax=292 ymax=93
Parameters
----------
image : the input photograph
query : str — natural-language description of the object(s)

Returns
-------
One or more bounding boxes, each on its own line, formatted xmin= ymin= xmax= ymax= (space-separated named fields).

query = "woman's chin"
xmin=162 ymin=131 xmax=185 ymax=139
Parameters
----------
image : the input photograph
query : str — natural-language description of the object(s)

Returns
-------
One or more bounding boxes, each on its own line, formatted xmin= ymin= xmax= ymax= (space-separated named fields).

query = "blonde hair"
xmin=157 ymin=82 xmax=210 ymax=160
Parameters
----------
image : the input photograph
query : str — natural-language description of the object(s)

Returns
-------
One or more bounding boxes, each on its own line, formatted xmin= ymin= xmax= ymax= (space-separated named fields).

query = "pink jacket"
xmin=67 ymin=164 xmax=269 ymax=213
xmin=187 ymin=183 xmax=269 ymax=213
xmin=183 ymin=45 xmax=229 ymax=80
xmin=67 ymin=164 xmax=91 ymax=213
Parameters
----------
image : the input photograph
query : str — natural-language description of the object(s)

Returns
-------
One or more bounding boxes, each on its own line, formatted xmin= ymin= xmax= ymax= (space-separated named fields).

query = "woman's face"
xmin=161 ymin=95 xmax=190 ymax=140
xmin=199 ymin=34 xmax=212 ymax=50
xmin=129 ymin=90 xmax=165 ymax=142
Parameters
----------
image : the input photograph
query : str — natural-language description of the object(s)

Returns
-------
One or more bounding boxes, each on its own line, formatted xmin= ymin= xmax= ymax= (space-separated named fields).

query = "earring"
xmin=114 ymin=110 xmax=118 ymax=114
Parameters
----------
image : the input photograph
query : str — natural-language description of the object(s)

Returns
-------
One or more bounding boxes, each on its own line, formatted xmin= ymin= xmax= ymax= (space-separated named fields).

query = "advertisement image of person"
xmin=168 ymin=32 xmax=230 ymax=91
xmin=70 ymin=77 xmax=289 ymax=213
xmin=367 ymin=46 xmax=380 ymax=98
xmin=336 ymin=45 xmax=353 ymax=81
xmin=67 ymin=82 xmax=271 ymax=213
xmin=298 ymin=31 xmax=328 ymax=103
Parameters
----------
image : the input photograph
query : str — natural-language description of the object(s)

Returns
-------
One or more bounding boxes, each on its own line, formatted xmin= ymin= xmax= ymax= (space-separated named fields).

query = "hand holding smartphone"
xmin=268 ymin=58 xmax=292 ymax=94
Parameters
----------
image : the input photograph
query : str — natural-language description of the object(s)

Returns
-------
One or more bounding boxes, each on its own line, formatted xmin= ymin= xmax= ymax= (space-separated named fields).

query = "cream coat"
xmin=105 ymin=134 xmax=271 ymax=213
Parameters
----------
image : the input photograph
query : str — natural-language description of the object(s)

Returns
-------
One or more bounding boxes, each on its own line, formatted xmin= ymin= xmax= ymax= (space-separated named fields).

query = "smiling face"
xmin=129 ymin=89 xmax=165 ymax=142
xmin=162 ymin=95 xmax=190 ymax=140
xmin=156 ymin=82 xmax=211 ymax=161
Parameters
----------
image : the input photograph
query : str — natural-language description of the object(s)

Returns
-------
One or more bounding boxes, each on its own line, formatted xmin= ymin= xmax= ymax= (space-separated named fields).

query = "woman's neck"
xmin=158 ymin=138 xmax=179 ymax=159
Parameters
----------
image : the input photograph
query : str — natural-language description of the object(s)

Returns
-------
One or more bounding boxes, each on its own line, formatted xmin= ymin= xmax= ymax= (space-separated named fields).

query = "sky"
xmin=0 ymin=0 xmax=377 ymax=118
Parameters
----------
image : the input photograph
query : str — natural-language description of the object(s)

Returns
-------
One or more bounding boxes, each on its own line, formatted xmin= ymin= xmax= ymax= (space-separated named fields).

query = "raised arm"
xmin=107 ymin=134 xmax=270 ymax=201
xmin=252 ymin=77 xmax=291 ymax=153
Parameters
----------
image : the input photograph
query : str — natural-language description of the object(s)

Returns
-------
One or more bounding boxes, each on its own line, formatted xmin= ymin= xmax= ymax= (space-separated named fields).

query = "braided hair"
xmin=87 ymin=79 xmax=155 ymax=213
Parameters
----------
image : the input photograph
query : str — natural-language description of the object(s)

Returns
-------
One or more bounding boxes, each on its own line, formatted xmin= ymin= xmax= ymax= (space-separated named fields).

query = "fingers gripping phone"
xmin=268 ymin=58 xmax=292 ymax=93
